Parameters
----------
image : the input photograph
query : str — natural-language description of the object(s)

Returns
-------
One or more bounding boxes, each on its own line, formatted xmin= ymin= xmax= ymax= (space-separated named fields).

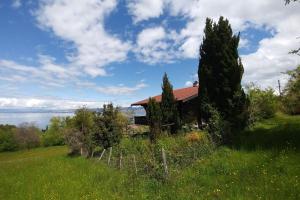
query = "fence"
xmin=94 ymin=138 xmax=214 ymax=180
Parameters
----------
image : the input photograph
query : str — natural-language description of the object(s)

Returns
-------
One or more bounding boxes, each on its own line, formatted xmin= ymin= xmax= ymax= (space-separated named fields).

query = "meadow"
xmin=0 ymin=114 xmax=299 ymax=200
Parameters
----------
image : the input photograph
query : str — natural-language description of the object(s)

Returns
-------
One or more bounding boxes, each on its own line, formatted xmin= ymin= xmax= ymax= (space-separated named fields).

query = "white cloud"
xmin=35 ymin=0 xmax=131 ymax=77
xmin=0 ymin=56 xmax=77 ymax=87
xmin=12 ymin=0 xmax=21 ymax=8
xmin=134 ymin=26 xmax=179 ymax=64
xmin=0 ymin=97 xmax=105 ymax=109
xmin=185 ymin=81 xmax=193 ymax=87
xmin=239 ymin=38 xmax=250 ymax=49
xmin=127 ymin=0 xmax=165 ymax=23
xmin=0 ymin=58 xmax=147 ymax=96
xmin=128 ymin=0 xmax=300 ymax=88
xmin=95 ymin=83 xmax=147 ymax=95
xmin=137 ymin=26 xmax=166 ymax=46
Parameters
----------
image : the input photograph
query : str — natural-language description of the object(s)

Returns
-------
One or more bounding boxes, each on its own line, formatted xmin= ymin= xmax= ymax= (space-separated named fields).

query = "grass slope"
xmin=0 ymin=114 xmax=299 ymax=200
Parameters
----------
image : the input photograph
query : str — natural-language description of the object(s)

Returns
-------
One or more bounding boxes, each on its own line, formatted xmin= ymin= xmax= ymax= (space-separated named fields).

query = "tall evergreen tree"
xmin=161 ymin=73 xmax=181 ymax=134
xmin=147 ymin=98 xmax=162 ymax=143
xmin=198 ymin=17 xmax=248 ymax=143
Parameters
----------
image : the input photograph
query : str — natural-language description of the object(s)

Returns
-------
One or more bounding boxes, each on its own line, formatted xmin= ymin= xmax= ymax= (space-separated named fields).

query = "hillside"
xmin=0 ymin=114 xmax=299 ymax=200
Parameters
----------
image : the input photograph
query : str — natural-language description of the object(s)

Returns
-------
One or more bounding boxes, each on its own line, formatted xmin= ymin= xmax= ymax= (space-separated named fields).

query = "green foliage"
xmin=42 ymin=117 xmax=65 ymax=147
xmin=204 ymin=104 xmax=231 ymax=145
xmin=147 ymin=98 xmax=162 ymax=143
xmin=92 ymin=103 xmax=122 ymax=149
xmin=14 ymin=123 xmax=41 ymax=149
xmin=63 ymin=128 xmax=84 ymax=155
xmin=0 ymin=125 xmax=17 ymax=152
xmin=73 ymin=107 xmax=95 ymax=133
xmin=281 ymin=66 xmax=300 ymax=115
xmin=1 ymin=115 xmax=299 ymax=199
xmin=71 ymin=107 xmax=95 ymax=155
xmin=161 ymin=73 xmax=181 ymax=134
xmin=198 ymin=17 xmax=249 ymax=143
xmin=246 ymin=84 xmax=278 ymax=124
xmin=116 ymin=112 xmax=130 ymax=135
xmin=1 ymin=145 xmax=299 ymax=200
xmin=235 ymin=113 xmax=300 ymax=150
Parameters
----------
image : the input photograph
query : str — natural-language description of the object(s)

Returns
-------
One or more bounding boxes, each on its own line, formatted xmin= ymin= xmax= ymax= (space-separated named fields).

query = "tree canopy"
xmin=197 ymin=17 xmax=249 ymax=143
xmin=147 ymin=98 xmax=162 ymax=142
xmin=161 ymin=73 xmax=180 ymax=134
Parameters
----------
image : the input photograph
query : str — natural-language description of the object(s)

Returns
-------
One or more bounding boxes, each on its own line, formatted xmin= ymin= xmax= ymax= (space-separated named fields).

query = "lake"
xmin=0 ymin=112 xmax=74 ymax=129
xmin=0 ymin=107 xmax=145 ymax=129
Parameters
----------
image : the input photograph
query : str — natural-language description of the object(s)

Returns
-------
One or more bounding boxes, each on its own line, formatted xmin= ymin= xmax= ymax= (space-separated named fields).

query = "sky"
xmin=0 ymin=0 xmax=299 ymax=109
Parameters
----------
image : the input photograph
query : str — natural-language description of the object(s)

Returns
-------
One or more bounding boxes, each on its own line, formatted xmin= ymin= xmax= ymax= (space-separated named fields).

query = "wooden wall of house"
xmin=133 ymin=98 xmax=199 ymax=125
xmin=179 ymin=97 xmax=199 ymax=123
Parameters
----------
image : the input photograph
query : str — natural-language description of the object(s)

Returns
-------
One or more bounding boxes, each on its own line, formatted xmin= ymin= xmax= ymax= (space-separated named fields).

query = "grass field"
xmin=0 ymin=114 xmax=299 ymax=200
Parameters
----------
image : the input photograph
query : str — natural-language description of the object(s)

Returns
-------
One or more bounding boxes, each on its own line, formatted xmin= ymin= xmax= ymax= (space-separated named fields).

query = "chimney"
xmin=193 ymin=81 xmax=198 ymax=87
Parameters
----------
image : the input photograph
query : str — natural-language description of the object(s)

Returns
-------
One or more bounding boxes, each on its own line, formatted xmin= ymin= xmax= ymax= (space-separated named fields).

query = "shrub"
xmin=42 ymin=117 xmax=65 ymax=147
xmin=206 ymin=105 xmax=231 ymax=145
xmin=185 ymin=131 xmax=208 ymax=144
xmin=71 ymin=107 xmax=95 ymax=156
xmin=0 ymin=125 xmax=18 ymax=152
xmin=246 ymin=84 xmax=278 ymax=124
xmin=92 ymin=103 xmax=122 ymax=149
xmin=281 ymin=66 xmax=300 ymax=115
xmin=64 ymin=128 xmax=84 ymax=155
xmin=147 ymin=98 xmax=162 ymax=143
xmin=14 ymin=123 xmax=41 ymax=149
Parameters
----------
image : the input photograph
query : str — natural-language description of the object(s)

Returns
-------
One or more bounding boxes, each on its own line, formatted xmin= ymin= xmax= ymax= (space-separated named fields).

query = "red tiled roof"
xmin=131 ymin=86 xmax=199 ymax=106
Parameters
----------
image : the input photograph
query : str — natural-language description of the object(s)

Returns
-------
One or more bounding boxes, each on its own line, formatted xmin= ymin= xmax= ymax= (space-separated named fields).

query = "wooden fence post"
xmin=133 ymin=154 xmax=137 ymax=175
xmin=162 ymin=148 xmax=168 ymax=178
xmin=119 ymin=152 xmax=123 ymax=169
xmin=98 ymin=149 xmax=106 ymax=161
xmin=107 ymin=147 xmax=112 ymax=165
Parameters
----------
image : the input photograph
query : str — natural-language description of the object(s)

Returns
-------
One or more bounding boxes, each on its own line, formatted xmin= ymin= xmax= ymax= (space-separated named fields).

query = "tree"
xmin=198 ymin=17 xmax=249 ymax=144
xmin=92 ymin=103 xmax=122 ymax=149
xmin=246 ymin=84 xmax=278 ymax=124
xmin=0 ymin=125 xmax=17 ymax=152
xmin=281 ymin=66 xmax=300 ymax=114
xmin=14 ymin=123 xmax=41 ymax=149
xmin=161 ymin=73 xmax=181 ymax=134
xmin=42 ymin=117 xmax=65 ymax=146
xmin=72 ymin=107 xmax=95 ymax=156
xmin=285 ymin=0 xmax=300 ymax=56
xmin=147 ymin=98 xmax=162 ymax=143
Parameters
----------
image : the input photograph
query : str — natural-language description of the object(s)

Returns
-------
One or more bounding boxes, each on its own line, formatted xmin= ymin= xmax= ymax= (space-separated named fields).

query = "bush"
xmin=281 ymin=66 xmax=300 ymax=115
xmin=42 ymin=117 xmax=65 ymax=147
xmin=185 ymin=131 xmax=208 ymax=144
xmin=147 ymin=98 xmax=162 ymax=143
xmin=71 ymin=107 xmax=95 ymax=156
xmin=64 ymin=128 xmax=84 ymax=155
xmin=92 ymin=104 xmax=123 ymax=149
xmin=205 ymin=105 xmax=231 ymax=145
xmin=246 ymin=84 xmax=278 ymax=124
xmin=0 ymin=125 xmax=18 ymax=152
xmin=14 ymin=123 xmax=41 ymax=149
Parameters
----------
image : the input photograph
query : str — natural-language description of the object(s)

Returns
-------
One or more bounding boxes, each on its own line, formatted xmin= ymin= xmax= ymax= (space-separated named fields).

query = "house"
xmin=131 ymin=82 xmax=199 ymax=125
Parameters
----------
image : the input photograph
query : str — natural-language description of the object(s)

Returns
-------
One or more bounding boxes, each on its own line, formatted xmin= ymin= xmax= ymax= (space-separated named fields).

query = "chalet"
xmin=131 ymin=82 xmax=199 ymax=125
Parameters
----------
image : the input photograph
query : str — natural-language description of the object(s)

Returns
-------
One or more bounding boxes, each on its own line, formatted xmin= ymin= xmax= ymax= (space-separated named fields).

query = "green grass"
xmin=0 ymin=114 xmax=300 ymax=199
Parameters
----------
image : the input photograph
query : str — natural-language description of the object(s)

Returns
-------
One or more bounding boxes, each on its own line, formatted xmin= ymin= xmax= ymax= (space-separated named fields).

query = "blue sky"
xmin=0 ymin=0 xmax=299 ymax=109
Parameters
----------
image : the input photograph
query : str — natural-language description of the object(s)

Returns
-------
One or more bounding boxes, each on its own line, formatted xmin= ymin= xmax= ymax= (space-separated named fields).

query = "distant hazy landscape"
xmin=0 ymin=107 xmax=145 ymax=129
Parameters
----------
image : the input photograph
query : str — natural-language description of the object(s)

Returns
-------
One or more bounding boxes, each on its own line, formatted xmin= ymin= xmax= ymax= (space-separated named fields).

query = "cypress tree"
xmin=198 ymin=17 xmax=248 ymax=143
xmin=161 ymin=73 xmax=181 ymax=134
xmin=147 ymin=98 xmax=162 ymax=143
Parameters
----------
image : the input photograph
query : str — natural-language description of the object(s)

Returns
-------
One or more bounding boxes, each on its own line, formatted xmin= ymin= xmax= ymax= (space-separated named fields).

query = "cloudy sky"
xmin=0 ymin=0 xmax=299 ymax=109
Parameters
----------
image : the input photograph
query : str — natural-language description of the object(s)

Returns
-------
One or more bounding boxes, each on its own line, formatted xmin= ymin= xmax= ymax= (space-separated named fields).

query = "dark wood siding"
xmin=134 ymin=116 xmax=148 ymax=125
